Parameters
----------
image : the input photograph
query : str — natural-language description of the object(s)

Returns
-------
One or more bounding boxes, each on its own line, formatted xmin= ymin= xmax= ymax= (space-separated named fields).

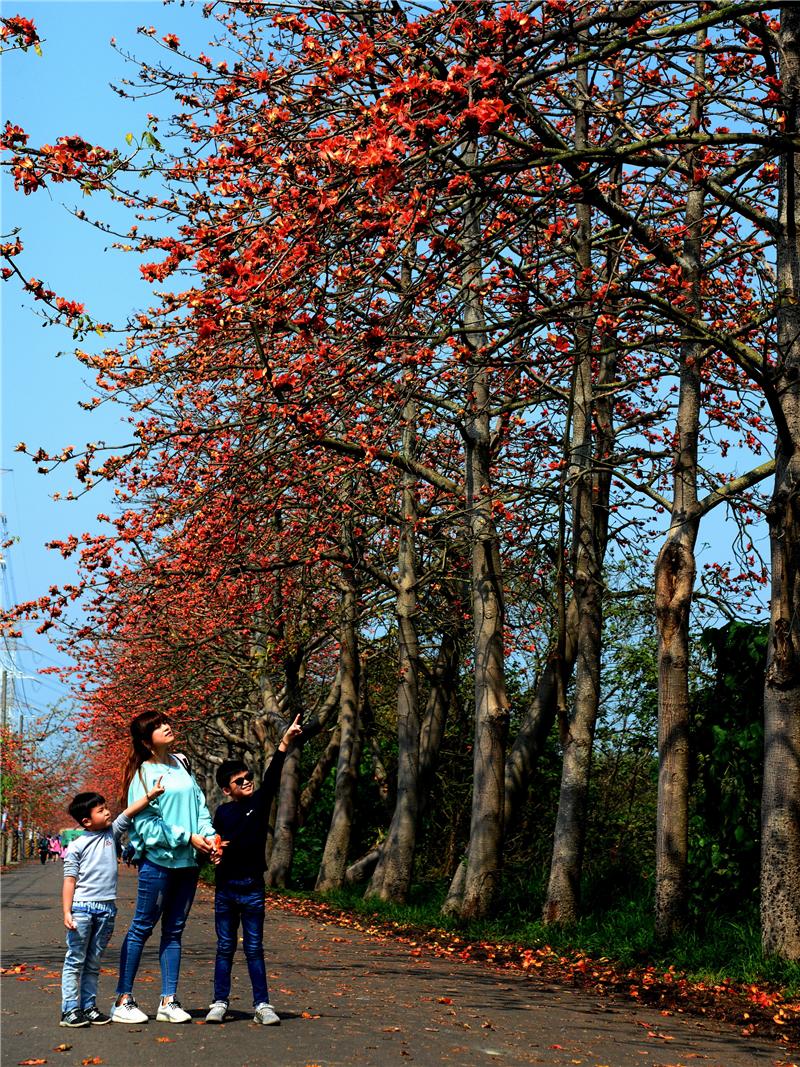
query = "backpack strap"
xmin=172 ymin=752 xmax=191 ymax=775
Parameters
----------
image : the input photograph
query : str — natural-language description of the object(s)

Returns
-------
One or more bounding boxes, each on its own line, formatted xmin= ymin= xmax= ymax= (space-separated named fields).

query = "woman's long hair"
xmin=120 ymin=711 xmax=170 ymax=805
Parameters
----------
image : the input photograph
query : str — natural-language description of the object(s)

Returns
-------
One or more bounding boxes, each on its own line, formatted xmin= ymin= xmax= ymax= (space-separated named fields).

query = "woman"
xmin=111 ymin=711 xmax=216 ymax=1025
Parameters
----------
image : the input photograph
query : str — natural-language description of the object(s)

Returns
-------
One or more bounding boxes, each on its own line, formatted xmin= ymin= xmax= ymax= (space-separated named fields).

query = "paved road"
xmin=1 ymin=861 xmax=781 ymax=1066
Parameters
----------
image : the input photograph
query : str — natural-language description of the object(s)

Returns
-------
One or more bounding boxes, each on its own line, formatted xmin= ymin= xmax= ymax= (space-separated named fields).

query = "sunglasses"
xmin=229 ymin=772 xmax=254 ymax=788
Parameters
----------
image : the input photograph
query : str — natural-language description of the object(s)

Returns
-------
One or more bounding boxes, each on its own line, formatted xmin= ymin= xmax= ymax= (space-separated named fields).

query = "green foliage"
xmin=415 ymin=663 xmax=474 ymax=879
xmin=688 ymin=621 xmax=767 ymax=916
xmin=506 ymin=589 xmax=661 ymax=903
xmin=292 ymin=764 xmax=337 ymax=889
xmin=290 ymin=749 xmax=392 ymax=889
xmin=585 ymin=606 xmax=659 ymax=903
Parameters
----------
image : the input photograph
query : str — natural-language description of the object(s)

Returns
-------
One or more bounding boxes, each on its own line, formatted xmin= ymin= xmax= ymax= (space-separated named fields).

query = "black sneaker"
xmin=60 ymin=1008 xmax=90 ymax=1028
xmin=84 ymin=1005 xmax=111 ymax=1025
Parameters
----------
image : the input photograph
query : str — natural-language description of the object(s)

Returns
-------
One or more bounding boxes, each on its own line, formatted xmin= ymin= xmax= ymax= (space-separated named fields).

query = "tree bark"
xmin=315 ymin=568 xmax=361 ymax=892
xmin=347 ymin=629 xmax=460 ymax=888
xmin=654 ymin=24 xmax=707 ymax=941
xmin=418 ymin=629 xmax=461 ymax=808
xmin=761 ymin=5 xmax=800 ymax=961
xmin=345 ymin=848 xmax=382 ymax=885
xmin=543 ymin=51 xmax=601 ymax=925
xmin=459 ymin=132 xmax=510 ymax=922
xmin=265 ymin=741 xmax=302 ymax=887
xmin=299 ymin=726 xmax=340 ymax=827
xmin=443 ymin=596 xmax=579 ymax=915
xmin=265 ymin=655 xmax=305 ymax=887
xmin=367 ymin=399 xmax=421 ymax=902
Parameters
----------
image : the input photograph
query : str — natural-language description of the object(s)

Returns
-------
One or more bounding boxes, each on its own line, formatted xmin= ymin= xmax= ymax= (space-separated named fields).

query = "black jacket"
xmin=212 ymin=749 xmax=286 ymax=886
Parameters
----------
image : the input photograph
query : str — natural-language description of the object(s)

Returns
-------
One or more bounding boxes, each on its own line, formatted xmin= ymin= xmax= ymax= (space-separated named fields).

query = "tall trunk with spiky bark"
xmin=315 ymin=562 xmax=360 ymax=893
xmin=345 ymin=627 xmax=461 ymax=889
xmin=265 ymin=656 xmax=304 ymax=888
xmin=653 ymin=27 xmax=706 ymax=941
xmin=368 ymin=398 xmax=421 ymax=902
xmin=459 ymin=133 xmax=510 ymax=922
xmin=443 ymin=595 xmax=580 ymax=915
xmin=761 ymin=6 xmax=800 ymax=961
xmin=543 ymin=51 xmax=601 ymax=925
xmin=418 ymin=629 xmax=461 ymax=806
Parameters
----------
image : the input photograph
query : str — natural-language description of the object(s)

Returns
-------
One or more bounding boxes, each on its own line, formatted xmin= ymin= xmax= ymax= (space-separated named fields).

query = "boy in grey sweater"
xmin=61 ymin=782 xmax=164 ymax=1027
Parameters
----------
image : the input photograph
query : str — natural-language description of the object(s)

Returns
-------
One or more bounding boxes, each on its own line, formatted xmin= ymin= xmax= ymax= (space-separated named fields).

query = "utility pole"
xmin=19 ymin=709 xmax=28 ymax=860
xmin=1 ymin=510 xmax=16 ymax=861
xmin=0 ymin=669 xmax=6 ymax=862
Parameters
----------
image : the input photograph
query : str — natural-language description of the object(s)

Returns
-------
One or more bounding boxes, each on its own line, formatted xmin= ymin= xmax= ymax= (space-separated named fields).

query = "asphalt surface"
xmin=0 ymin=860 xmax=783 ymax=1066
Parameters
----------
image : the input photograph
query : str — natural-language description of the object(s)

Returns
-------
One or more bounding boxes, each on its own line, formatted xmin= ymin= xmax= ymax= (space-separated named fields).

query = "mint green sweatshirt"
xmin=127 ymin=756 xmax=214 ymax=868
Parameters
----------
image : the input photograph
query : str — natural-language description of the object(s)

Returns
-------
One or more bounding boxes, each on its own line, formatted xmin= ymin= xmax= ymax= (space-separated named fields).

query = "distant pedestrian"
xmin=60 ymin=781 xmax=164 ymax=1028
xmin=38 ymin=835 xmax=49 ymax=865
xmin=111 ymin=711 xmax=217 ymax=1025
xmin=204 ymin=714 xmax=303 ymax=1027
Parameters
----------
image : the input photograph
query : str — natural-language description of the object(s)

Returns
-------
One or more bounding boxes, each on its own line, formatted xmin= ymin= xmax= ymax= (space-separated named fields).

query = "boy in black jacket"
xmin=206 ymin=715 xmax=302 ymax=1025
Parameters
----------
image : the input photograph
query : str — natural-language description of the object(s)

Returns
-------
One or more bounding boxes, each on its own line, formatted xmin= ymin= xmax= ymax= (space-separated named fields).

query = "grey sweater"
xmin=62 ymin=813 xmax=131 ymax=903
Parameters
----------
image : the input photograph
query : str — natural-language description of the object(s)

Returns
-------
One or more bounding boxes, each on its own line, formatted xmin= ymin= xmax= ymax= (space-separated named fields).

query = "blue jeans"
xmin=213 ymin=879 xmax=269 ymax=1006
xmin=116 ymin=860 xmax=198 ymax=999
xmin=61 ymin=901 xmax=117 ymax=1013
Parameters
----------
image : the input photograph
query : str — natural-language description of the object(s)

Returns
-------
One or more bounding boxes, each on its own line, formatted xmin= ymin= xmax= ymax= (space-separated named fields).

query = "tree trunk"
xmin=459 ymin=133 xmax=510 ymax=922
xmin=543 ymin=52 xmax=601 ymax=925
xmin=299 ymin=727 xmax=340 ymax=827
xmin=654 ymin=27 xmax=706 ymax=941
xmin=443 ymin=596 xmax=579 ymax=915
xmin=541 ymin=594 xmax=599 ymax=924
xmin=368 ymin=400 xmax=421 ymax=902
xmin=265 ymin=743 xmax=301 ymax=887
xmin=761 ymin=5 xmax=800 ymax=960
xmin=265 ymin=656 xmax=305 ymax=888
xmin=505 ymin=597 xmax=580 ymax=826
xmin=315 ymin=570 xmax=360 ymax=892
xmin=345 ymin=848 xmax=382 ymax=885
xmin=347 ymin=629 xmax=460 ymax=888
xmin=418 ymin=629 xmax=460 ymax=808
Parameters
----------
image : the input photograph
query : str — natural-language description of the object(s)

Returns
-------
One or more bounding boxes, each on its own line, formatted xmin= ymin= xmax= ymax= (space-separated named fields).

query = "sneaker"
xmin=205 ymin=1000 xmax=228 ymax=1024
xmin=60 ymin=1007 xmax=90 ymax=1028
xmin=254 ymin=1002 xmax=280 ymax=1025
xmin=110 ymin=995 xmax=149 ymax=1024
xmin=83 ymin=1005 xmax=111 ymax=1025
xmin=156 ymin=997 xmax=191 ymax=1023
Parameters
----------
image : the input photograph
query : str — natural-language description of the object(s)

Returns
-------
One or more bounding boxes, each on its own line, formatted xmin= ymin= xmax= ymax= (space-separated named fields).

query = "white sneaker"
xmin=156 ymin=998 xmax=191 ymax=1023
xmin=110 ymin=995 xmax=148 ymax=1024
xmin=205 ymin=1000 xmax=228 ymax=1024
xmin=254 ymin=1002 xmax=280 ymax=1025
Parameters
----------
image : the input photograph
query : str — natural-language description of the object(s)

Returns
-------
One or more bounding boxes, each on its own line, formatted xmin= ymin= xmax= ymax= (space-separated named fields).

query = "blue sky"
xmin=1 ymin=0 xmax=214 ymax=720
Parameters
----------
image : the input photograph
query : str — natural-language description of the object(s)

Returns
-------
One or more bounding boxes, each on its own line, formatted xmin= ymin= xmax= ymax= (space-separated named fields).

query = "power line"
xmin=0 ymin=511 xmax=71 ymax=724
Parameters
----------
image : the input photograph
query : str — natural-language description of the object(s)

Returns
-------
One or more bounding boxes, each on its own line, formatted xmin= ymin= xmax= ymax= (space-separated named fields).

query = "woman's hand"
xmin=146 ymin=776 xmax=165 ymax=803
xmin=63 ymin=912 xmax=77 ymax=931
xmin=279 ymin=714 xmax=303 ymax=751
xmin=190 ymin=833 xmax=214 ymax=855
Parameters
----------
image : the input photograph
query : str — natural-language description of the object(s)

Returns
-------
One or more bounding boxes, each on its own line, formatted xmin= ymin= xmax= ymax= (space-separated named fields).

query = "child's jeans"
xmin=116 ymin=859 xmax=198 ymax=999
xmin=213 ymin=878 xmax=269 ymax=1006
xmin=61 ymin=901 xmax=117 ymax=1013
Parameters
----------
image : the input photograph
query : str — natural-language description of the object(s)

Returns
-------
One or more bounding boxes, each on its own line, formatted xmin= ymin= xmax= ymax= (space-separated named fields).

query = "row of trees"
xmin=0 ymin=708 xmax=88 ymax=831
xmin=2 ymin=2 xmax=799 ymax=958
